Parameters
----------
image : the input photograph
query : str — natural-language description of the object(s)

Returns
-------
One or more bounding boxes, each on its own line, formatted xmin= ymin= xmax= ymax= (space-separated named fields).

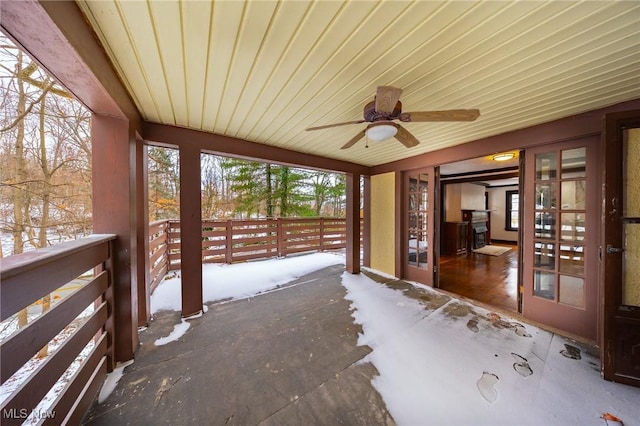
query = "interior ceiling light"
xmin=365 ymin=122 xmax=397 ymax=141
xmin=493 ymin=152 xmax=515 ymax=162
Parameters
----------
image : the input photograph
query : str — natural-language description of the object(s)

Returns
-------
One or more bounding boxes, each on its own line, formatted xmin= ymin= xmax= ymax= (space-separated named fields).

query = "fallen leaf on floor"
xmin=601 ymin=412 xmax=624 ymax=426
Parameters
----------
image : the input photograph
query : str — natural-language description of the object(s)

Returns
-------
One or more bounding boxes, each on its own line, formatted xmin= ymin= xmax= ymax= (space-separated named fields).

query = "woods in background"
xmin=148 ymin=147 xmax=346 ymax=222
xmin=0 ymin=35 xmax=92 ymax=259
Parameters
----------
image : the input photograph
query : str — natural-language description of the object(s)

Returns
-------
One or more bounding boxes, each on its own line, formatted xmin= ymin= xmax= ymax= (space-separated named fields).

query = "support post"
xmin=179 ymin=144 xmax=203 ymax=317
xmin=136 ymin=139 xmax=150 ymax=326
xmin=92 ymin=115 xmax=138 ymax=362
xmin=346 ymin=173 xmax=361 ymax=274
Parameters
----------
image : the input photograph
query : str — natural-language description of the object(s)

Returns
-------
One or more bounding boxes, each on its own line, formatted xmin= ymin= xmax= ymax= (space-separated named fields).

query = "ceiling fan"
xmin=306 ymin=86 xmax=480 ymax=149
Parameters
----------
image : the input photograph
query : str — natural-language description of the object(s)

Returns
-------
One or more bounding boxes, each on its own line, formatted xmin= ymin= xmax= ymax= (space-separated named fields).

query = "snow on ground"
xmin=98 ymin=360 xmax=133 ymax=404
xmin=342 ymin=272 xmax=640 ymax=426
xmin=151 ymin=252 xmax=345 ymax=314
xmin=154 ymin=320 xmax=191 ymax=346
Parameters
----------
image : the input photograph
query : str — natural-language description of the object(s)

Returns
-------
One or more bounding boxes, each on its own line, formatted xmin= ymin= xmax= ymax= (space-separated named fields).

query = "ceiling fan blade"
xmin=393 ymin=123 xmax=420 ymax=148
xmin=375 ymin=86 xmax=403 ymax=114
xmin=306 ymin=120 xmax=366 ymax=131
xmin=341 ymin=129 xmax=366 ymax=149
xmin=405 ymin=109 xmax=480 ymax=122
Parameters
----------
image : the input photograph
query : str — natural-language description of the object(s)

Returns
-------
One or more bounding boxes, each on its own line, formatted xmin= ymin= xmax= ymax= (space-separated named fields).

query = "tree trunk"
xmin=13 ymin=51 xmax=27 ymax=256
xmin=266 ymin=164 xmax=273 ymax=218
xmin=37 ymin=91 xmax=51 ymax=358
xmin=280 ymin=166 xmax=289 ymax=217
xmin=13 ymin=51 xmax=30 ymax=329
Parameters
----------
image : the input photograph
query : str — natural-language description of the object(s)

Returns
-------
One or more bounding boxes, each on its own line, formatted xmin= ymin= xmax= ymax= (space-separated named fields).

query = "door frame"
xmin=517 ymin=151 xmax=526 ymax=313
xmin=601 ymin=109 xmax=640 ymax=386
xmin=402 ymin=167 xmax=439 ymax=286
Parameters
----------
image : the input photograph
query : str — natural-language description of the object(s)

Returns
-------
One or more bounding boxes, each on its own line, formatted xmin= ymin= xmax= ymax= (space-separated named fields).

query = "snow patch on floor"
xmin=151 ymin=252 xmax=344 ymax=313
xmin=98 ymin=360 xmax=133 ymax=404
xmin=341 ymin=271 xmax=640 ymax=426
xmin=154 ymin=320 xmax=191 ymax=346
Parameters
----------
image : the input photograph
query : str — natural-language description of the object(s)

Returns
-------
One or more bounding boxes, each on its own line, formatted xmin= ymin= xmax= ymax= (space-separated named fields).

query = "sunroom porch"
xmin=2 ymin=0 xmax=640 ymax=424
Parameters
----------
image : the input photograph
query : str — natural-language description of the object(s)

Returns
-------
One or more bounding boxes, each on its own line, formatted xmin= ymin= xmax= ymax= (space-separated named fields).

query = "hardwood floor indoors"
xmin=438 ymin=242 xmax=518 ymax=313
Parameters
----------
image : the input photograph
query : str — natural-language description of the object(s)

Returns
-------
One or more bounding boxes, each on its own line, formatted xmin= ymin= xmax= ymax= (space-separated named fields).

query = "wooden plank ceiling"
xmin=76 ymin=0 xmax=640 ymax=167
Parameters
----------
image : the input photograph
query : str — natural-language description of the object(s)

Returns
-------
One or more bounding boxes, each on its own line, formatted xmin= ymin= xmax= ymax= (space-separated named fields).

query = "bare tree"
xmin=1 ymin=35 xmax=92 ymax=347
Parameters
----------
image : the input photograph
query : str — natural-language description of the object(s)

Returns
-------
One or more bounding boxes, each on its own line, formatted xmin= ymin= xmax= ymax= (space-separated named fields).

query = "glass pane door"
xmin=523 ymin=140 xmax=598 ymax=341
xmin=408 ymin=173 xmax=429 ymax=269
xmin=404 ymin=168 xmax=436 ymax=285
xmin=532 ymin=147 xmax=587 ymax=307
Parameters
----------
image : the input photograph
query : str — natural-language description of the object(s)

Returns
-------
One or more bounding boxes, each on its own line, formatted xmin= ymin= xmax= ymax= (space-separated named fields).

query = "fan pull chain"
xmin=365 ymin=134 xmax=369 ymax=148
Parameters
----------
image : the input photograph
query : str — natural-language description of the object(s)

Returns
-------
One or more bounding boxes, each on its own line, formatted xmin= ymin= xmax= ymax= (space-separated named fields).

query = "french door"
xmin=602 ymin=110 xmax=640 ymax=386
xmin=404 ymin=167 xmax=438 ymax=286
xmin=522 ymin=138 xmax=599 ymax=341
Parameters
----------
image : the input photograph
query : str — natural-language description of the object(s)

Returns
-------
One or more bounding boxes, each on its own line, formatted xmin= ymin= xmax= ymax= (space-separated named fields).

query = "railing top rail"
xmin=149 ymin=219 xmax=169 ymax=227
xmin=199 ymin=216 xmax=347 ymax=221
xmin=0 ymin=234 xmax=116 ymax=280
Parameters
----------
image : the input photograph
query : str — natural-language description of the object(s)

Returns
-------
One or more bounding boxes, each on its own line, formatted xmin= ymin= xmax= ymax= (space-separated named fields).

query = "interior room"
xmin=438 ymin=153 xmax=520 ymax=312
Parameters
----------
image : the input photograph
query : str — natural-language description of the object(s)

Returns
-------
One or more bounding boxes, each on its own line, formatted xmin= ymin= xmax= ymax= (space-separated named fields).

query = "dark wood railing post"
xmin=270 ymin=219 xmax=277 ymax=257
xmin=226 ymin=219 xmax=233 ymax=264
xmin=319 ymin=217 xmax=325 ymax=252
xmin=346 ymin=173 xmax=361 ymax=274
xmin=103 ymin=240 xmax=115 ymax=373
xmin=277 ymin=218 xmax=283 ymax=257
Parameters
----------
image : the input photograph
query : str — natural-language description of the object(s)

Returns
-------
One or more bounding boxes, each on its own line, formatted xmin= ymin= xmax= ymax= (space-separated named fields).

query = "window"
xmin=506 ymin=190 xmax=519 ymax=231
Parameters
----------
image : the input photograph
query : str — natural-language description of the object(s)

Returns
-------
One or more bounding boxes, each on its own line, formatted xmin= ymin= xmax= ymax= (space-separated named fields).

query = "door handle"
xmin=606 ymin=244 xmax=625 ymax=254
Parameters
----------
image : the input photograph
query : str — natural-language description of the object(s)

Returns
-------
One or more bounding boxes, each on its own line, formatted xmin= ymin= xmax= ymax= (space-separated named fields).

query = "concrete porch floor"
xmin=84 ymin=264 xmax=394 ymax=425
xmin=83 ymin=262 xmax=638 ymax=425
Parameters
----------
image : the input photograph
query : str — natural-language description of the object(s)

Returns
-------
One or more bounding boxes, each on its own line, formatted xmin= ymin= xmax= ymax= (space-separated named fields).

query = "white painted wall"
xmin=487 ymin=185 xmax=518 ymax=242
xmin=461 ymin=183 xmax=486 ymax=210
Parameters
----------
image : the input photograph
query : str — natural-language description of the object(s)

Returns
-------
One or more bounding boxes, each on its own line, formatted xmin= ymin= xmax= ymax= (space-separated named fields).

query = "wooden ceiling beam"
xmin=371 ymin=99 xmax=640 ymax=175
xmin=144 ymin=122 xmax=371 ymax=176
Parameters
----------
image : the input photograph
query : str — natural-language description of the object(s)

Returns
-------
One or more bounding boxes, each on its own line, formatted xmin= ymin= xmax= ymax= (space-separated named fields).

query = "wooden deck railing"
xmin=149 ymin=220 xmax=170 ymax=293
xmin=149 ymin=217 xmax=360 ymax=285
xmin=0 ymin=234 xmax=116 ymax=425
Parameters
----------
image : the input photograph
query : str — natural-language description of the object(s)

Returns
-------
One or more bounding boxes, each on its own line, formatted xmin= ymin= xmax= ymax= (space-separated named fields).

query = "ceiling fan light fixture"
xmin=493 ymin=152 xmax=515 ymax=162
xmin=365 ymin=122 xmax=397 ymax=141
